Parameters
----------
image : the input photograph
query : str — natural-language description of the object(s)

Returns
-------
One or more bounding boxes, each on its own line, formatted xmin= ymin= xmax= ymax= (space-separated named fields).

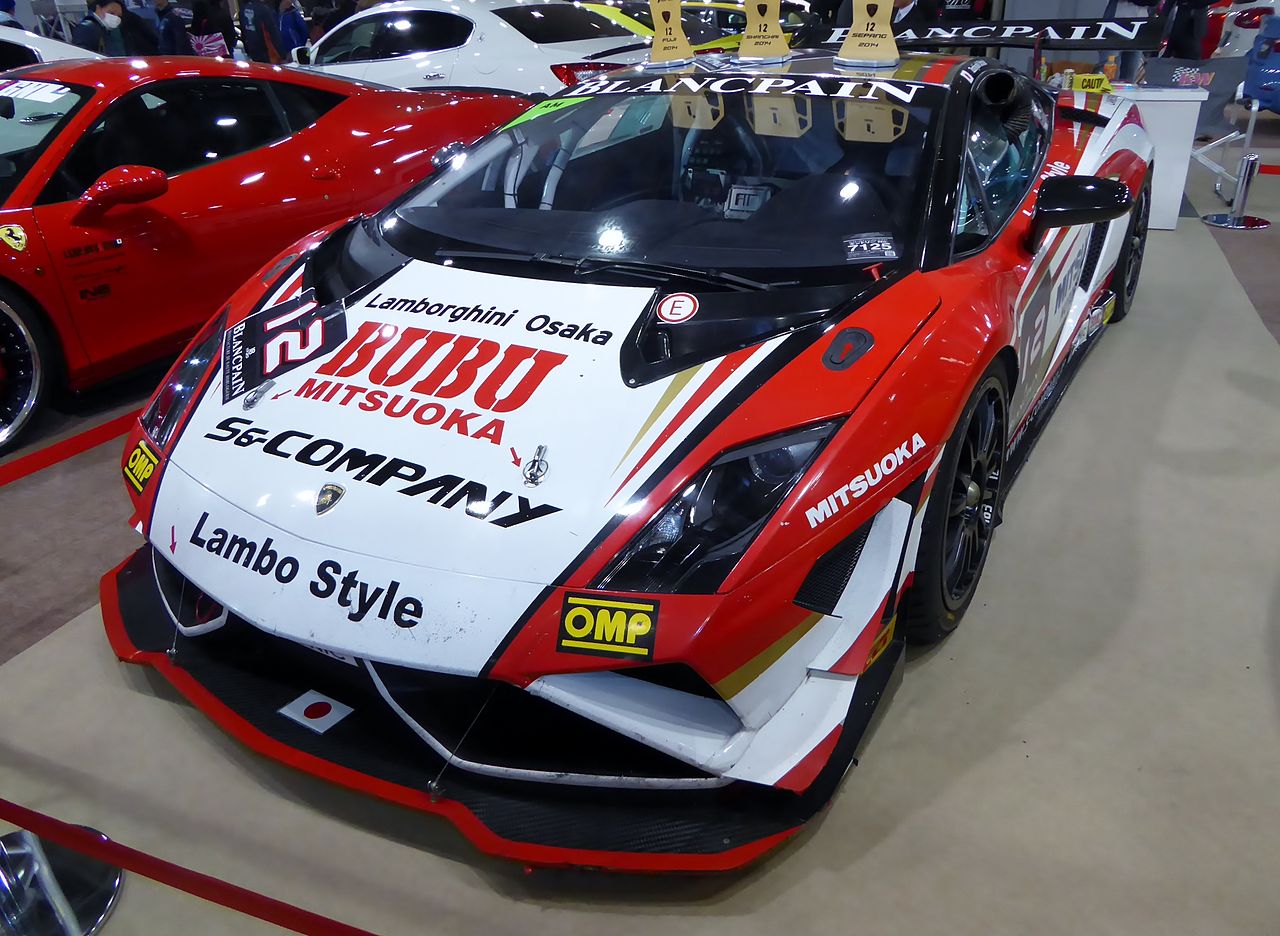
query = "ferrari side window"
xmin=268 ymin=83 xmax=346 ymax=133
xmin=39 ymin=80 xmax=290 ymax=205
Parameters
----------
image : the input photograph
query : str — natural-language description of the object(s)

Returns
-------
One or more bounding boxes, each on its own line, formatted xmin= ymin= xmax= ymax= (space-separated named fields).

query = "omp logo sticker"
xmin=558 ymin=595 xmax=659 ymax=659
xmin=123 ymin=439 xmax=159 ymax=493
xmin=806 ymin=433 xmax=926 ymax=529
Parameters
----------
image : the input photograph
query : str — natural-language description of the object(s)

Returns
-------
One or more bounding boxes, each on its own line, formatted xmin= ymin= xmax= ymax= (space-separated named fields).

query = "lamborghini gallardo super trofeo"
xmin=103 ymin=49 xmax=1154 ymax=871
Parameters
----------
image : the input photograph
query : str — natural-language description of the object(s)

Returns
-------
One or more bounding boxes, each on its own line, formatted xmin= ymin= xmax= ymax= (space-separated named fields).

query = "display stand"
xmin=1114 ymin=84 xmax=1209 ymax=230
xmin=1191 ymin=88 xmax=1263 ymax=205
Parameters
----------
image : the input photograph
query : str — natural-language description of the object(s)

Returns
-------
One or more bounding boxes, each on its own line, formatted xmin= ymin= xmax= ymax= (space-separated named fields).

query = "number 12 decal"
xmin=222 ymin=287 xmax=348 ymax=404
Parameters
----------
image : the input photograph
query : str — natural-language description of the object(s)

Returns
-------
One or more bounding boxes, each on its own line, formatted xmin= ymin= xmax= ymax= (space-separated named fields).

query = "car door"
xmin=362 ymin=10 xmax=473 ymax=89
xmin=309 ymin=15 xmax=381 ymax=82
xmin=950 ymin=74 xmax=1057 ymax=425
xmin=30 ymin=77 xmax=351 ymax=367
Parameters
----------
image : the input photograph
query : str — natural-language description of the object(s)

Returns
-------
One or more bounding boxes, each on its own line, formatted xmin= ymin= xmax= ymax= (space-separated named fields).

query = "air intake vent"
xmin=794 ymin=519 xmax=874 ymax=614
xmin=1078 ymin=221 xmax=1110 ymax=291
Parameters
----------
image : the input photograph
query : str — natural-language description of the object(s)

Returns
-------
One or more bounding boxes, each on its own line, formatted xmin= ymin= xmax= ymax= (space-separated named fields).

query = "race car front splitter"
xmin=101 ymin=546 xmax=903 ymax=872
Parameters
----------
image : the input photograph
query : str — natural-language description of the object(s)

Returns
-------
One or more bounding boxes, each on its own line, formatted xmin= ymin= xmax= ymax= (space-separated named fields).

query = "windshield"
xmin=0 ymin=79 xmax=91 ymax=204
xmin=386 ymin=75 xmax=943 ymax=284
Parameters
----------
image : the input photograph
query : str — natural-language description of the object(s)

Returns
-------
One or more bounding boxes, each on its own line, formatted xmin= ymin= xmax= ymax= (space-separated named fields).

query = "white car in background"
xmin=1212 ymin=3 xmax=1274 ymax=58
xmin=0 ymin=30 xmax=102 ymax=70
xmin=293 ymin=0 xmax=649 ymax=95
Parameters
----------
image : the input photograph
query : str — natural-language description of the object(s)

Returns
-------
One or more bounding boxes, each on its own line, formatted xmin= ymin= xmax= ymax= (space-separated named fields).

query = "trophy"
xmin=648 ymin=0 xmax=695 ymax=67
xmin=738 ymin=0 xmax=791 ymax=63
xmin=835 ymin=0 xmax=900 ymax=69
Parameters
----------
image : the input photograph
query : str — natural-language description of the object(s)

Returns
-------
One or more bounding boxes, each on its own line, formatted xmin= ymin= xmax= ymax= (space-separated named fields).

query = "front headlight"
xmin=141 ymin=309 xmax=226 ymax=450
xmin=595 ymin=421 xmax=839 ymax=595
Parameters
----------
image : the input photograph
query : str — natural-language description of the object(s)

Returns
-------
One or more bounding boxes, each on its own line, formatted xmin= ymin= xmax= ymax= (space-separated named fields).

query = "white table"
xmin=1114 ymin=84 xmax=1210 ymax=230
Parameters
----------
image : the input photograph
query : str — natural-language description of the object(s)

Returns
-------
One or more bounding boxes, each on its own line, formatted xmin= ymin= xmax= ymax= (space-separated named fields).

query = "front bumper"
xmin=101 ymin=546 xmax=902 ymax=872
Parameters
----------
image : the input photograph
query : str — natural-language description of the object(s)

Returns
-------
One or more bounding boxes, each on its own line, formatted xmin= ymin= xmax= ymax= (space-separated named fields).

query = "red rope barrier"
xmin=0 ymin=795 xmax=376 ymax=936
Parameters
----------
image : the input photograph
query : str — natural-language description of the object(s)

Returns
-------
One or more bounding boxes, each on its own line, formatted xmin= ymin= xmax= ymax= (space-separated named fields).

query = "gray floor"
xmin=0 ymin=193 xmax=1278 ymax=933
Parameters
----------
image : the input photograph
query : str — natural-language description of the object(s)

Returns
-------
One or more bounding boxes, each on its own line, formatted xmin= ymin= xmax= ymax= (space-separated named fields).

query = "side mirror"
xmin=1028 ymin=176 xmax=1133 ymax=250
xmin=77 ymin=166 xmax=168 ymax=219
xmin=431 ymin=141 xmax=468 ymax=170
xmin=292 ymin=45 xmax=311 ymax=65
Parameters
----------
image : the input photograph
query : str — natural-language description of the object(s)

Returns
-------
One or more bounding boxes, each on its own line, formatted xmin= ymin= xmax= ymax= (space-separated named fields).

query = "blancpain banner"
xmin=152 ymin=261 xmax=783 ymax=672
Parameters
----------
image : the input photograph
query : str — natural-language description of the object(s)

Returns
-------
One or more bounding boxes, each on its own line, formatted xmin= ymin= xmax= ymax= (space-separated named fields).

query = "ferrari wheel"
xmin=1108 ymin=176 xmax=1150 ymax=324
xmin=903 ymin=362 xmax=1008 ymax=645
xmin=0 ymin=287 xmax=53 ymax=455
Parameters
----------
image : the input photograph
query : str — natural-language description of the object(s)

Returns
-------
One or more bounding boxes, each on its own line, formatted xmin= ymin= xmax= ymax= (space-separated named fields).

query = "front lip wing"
xmin=101 ymin=546 xmax=903 ymax=871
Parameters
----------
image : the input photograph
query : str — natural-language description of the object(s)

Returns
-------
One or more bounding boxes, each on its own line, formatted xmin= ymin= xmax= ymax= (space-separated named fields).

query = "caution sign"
xmin=648 ymin=0 xmax=695 ymax=67
xmin=1071 ymin=73 xmax=1114 ymax=94
xmin=836 ymin=0 xmax=900 ymax=69
xmin=738 ymin=0 xmax=791 ymax=62
xmin=557 ymin=594 xmax=659 ymax=659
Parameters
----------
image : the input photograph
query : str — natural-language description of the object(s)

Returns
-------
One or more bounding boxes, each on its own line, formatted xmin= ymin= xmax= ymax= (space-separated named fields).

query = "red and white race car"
xmin=104 ymin=50 xmax=1153 ymax=871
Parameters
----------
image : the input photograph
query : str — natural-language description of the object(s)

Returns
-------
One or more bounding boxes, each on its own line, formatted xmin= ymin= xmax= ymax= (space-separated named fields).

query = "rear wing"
xmin=821 ymin=9 xmax=1171 ymax=54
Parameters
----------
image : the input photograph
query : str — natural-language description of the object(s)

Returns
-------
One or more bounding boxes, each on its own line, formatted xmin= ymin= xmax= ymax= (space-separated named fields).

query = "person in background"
xmin=1164 ymin=0 xmax=1215 ymax=60
xmin=239 ymin=0 xmax=285 ymax=61
xmin=154 ymin=0 xmax=192 ymax=53
xmin=278 ymin=0 xmax=308 ymax=53
xmin=127 ymin=0 xmax=157 ymax=31
xmin=0 ymin=0 xmax=25 ymax=29
xmin=72 ymin=0 xmax=126 ymax=53
xmin=120 ymin=0 xmax=160 ymax=53
xmin=190 ymin=0 xmax=235 ymax=56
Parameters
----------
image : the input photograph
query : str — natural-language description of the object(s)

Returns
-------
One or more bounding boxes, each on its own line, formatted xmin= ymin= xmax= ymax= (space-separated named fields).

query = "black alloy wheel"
xmin=1109 ymin=177 xmax=1151 ymax=324
xmin=0 ymin=289 xmax=51 ymax=454
xmin=903 ymin=363 xmax=1009 ymax=644
xmin=942 ymin=382 xmax=1005 ymax=610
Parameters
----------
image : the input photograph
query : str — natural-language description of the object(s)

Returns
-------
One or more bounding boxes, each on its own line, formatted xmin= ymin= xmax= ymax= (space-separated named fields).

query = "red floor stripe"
xmin=0 ymin=409 xmax=140 ymax=489
xmin=0 ymin=795 xmax=375 ymax=936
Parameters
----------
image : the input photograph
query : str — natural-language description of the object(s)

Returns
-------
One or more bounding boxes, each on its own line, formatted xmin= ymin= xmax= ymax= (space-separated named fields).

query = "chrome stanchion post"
xmin=1203 ymin=153 xmax=1272 ymax=230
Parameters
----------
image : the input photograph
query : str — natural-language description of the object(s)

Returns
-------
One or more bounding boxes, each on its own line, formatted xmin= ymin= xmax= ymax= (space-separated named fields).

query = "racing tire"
xmin=0 ymin=285 xmax=56 ymax=455
xmin=902 ymin=362 xmax=1008 ymax=645
xmin=1108 ymin=176 xmax=1151 ymax=324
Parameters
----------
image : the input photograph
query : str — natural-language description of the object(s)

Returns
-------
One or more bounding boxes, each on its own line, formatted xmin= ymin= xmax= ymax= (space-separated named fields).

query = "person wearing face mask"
xmin=73 ymin=0 xmax=127 ymax=54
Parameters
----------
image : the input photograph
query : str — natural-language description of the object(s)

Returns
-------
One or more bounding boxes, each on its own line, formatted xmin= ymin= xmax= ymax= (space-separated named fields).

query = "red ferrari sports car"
xmin=0 ymin=58 xmax=525 ymax=451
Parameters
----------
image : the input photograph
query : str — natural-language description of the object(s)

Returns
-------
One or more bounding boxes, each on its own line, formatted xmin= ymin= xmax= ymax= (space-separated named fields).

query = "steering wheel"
xmin=677 ymin=116 xmax=766 ymax=204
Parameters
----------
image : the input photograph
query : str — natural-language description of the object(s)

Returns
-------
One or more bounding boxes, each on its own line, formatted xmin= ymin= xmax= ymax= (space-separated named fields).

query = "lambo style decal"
xmin=557 ymin=594 xmax=659 ymax=659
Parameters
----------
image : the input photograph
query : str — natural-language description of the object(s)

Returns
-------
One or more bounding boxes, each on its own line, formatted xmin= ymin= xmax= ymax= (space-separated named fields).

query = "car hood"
xmin=165 ymin=258 xmax=799 ymax=588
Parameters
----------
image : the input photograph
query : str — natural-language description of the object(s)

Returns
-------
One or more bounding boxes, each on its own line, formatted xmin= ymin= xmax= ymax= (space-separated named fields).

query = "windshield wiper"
xmin=432 ymin=248 xmax=784 ymax=292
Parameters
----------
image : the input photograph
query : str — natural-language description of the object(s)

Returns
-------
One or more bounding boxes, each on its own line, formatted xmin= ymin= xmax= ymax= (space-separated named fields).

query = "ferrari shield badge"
xmin=0 ymin=224 xmax=27 ymax=253
xmin=316 ymin=483 xmax=345 ymax=515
